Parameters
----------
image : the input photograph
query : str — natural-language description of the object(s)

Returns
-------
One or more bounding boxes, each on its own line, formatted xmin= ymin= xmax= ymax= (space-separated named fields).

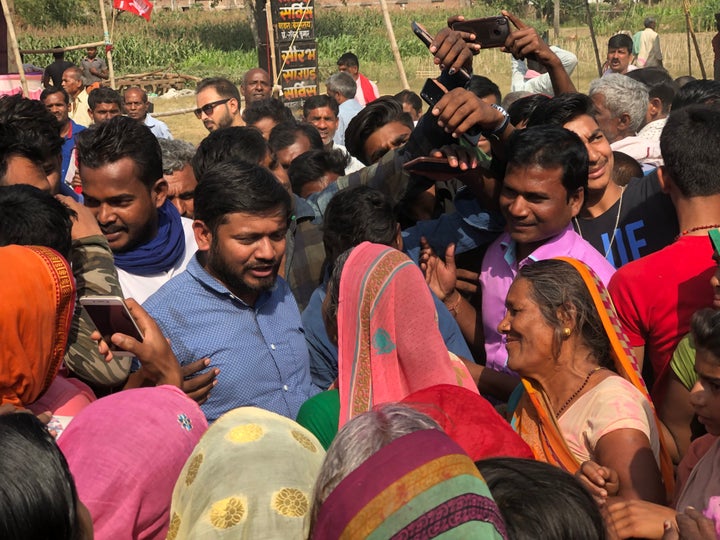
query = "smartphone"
xmin=420 ymin=78 xmax=482 ymax=145
xmin=79 ymin=296 xmax=144 ymax=357
xmin=404 ymin=156 xmax=463 ymax=181
xmin=451 ymin=16 xmax=510 ymax=49
xmin=412 ymin=21 xmax=470 ymax=80
xmin=420 ymin=77 xmax=447 ymax=108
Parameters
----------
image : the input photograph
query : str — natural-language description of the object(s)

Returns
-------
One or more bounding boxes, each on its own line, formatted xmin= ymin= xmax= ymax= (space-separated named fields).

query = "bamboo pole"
xmin=21 ymin=41 xmax=106 ymax=54
xmin=682 ymin=0 xmax=707 ymax=79
xmin=265 ymin=0 xmax=279 ymax=93
xmin=686 ymin=11 xmax=692 ymax=76
xmin=98 ymin=0 xmax=116 ymax=89
xmin=1 ymin=0 xmax=28 ymax=97
xmin=585 ymin=0 xmax=603 ymax=77
xmin=379 ymin=0 xmax=409 ymax=90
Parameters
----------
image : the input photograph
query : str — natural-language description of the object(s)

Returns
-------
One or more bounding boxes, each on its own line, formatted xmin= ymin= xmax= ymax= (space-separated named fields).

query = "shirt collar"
xmin=500 ymin=223 xmax=575 ymax=268
xmin=186 ymin=253 xmax=274 ymax=308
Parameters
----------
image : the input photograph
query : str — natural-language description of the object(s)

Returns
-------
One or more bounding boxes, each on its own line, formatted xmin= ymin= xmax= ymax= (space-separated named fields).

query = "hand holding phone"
xmin=80 ymin=296 xmax=144 ymax=357
xmin=451 ymin=16 xmax=510 ymax=49
xmin=412 ymin=21 xmax=471 ymax=81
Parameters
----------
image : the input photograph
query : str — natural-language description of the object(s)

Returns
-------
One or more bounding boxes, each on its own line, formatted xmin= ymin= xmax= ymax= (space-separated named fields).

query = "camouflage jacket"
xmin=66 ymin=234 xmax=130 ymax=388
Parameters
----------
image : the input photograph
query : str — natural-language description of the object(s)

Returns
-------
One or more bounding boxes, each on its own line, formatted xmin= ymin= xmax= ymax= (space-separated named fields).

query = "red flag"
xmin=113 ymin=0 xmax=154 ymax=21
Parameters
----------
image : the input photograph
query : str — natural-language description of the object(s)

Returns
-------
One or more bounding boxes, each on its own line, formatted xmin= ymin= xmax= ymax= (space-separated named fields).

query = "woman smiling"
xmin=505 ymin=257 xmax=674 ymax=503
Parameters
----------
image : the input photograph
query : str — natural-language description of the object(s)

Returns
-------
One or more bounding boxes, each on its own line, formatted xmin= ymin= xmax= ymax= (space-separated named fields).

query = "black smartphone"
xmin=420 ymin=78 xmax=447 ymax=108
xmin=79 ymin=296 xmax=144 ymax=356
xmin=412 ymin=21 xmax=471 ymax=81
xmin=451 ymin=16 xmax=510 ymax=49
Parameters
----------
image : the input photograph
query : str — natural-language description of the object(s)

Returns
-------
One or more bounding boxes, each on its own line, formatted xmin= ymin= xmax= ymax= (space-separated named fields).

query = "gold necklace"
xmin=574 ymin=186 xmax=625 ymax=259
xmin=555 ymin=367 xmax=605 ymax=418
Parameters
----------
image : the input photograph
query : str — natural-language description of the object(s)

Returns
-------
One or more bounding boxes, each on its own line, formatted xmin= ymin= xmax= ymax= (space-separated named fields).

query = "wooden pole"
xmin=682 ymin=0 xmax=707 ymax=79
xmin=585 ymin=0 xmax=603 ymax=77
xmin=553 ymin=0 xmax=560 ymax=39
xmin=0 ymin=0 xmax=28 ymax=97
xmin=21 ymin=41 xmax=106 ymax=54
xmin=686 ymin=10 xmax=692 ymax=76
xmin=98 ymin=0 xmax=116 ymax=89
xmin=378 ymin=0 xmax=409 ymax=90
xmin=265 ymin=0 xmax=279 ymax=92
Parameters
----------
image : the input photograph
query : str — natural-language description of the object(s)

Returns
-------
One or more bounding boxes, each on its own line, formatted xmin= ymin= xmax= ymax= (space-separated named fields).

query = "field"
xmin=15 ymin=3 xmax=720 ymax=144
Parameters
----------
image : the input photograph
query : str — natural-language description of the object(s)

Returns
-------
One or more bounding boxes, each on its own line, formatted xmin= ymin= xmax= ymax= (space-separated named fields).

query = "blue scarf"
xmin=114 ymin=200 xmax=186 ymax=276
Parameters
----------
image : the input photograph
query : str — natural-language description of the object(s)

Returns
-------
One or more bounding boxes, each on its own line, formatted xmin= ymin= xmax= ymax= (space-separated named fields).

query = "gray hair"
xmin=310 ymin=404 xmax=441 ymax=528
xmin=326 ymin=72 xmax=357 ymax=100
xmin=589 ymin=74 xmax=649 ymax=134
xmin=159 ymin=138 xmax=196 ymax=174
xmin=644 ymin=17 xmax=656 ymax=28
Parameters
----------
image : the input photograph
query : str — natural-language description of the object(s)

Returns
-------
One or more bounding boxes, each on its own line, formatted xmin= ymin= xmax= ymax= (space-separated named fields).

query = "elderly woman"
xmin=311 ymin=404 xmax=508 ymax=539
xmin=505 ymin=257 xmax=673 ymax=503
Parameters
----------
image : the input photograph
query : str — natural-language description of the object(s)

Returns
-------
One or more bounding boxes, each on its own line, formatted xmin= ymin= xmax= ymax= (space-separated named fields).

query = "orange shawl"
xmin=510 ymin=257 xmax=675 ymax=497
xmin=337 ymin=242 xmax=478 ymax=428
xmin=0 ymin=245 xmax=75 ymax=407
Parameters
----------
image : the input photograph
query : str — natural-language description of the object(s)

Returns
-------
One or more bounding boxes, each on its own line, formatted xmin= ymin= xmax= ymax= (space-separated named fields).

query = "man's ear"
xmin=648 ymin=97 xmax=663 ymax=120
xmin=617 ymin=112 xmax=633 ymax=133
xmin=657 ymin=166 xmax=672 ymax=194
xmin=193 ymin=220 xmax=212 ymax=251
xmin=152 ymin=178 xmax=168 ymax=208
xmin=568 ymin=186 xmax=584 ymax=218
xmin=228 ymin=97 xmax=239 ymax=114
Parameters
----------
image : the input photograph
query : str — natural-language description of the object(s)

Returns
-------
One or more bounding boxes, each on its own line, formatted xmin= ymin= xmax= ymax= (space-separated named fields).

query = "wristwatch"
xmin=481 ymin=104 xmax=510 ymax=140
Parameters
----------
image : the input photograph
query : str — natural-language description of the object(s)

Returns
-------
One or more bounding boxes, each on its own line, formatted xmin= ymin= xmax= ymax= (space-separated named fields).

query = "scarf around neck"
xmin=114 ymin=199 xmax=186 ymax=276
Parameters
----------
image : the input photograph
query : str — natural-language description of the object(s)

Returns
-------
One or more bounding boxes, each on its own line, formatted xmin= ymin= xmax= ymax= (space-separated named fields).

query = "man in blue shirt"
xmin=144 ymin=160 xmax=319 ymax=422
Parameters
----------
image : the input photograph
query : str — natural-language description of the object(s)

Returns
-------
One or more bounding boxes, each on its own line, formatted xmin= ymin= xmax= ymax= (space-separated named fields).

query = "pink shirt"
xmin=480 ymin=224 xmax=616 ymax=372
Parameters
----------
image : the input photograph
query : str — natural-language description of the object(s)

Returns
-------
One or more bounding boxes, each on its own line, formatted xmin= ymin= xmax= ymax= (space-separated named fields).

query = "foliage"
xmin=14 ymin=0 xmax=720 ymax=81
xmin=15 ymin=0 xmax=94 ymax=26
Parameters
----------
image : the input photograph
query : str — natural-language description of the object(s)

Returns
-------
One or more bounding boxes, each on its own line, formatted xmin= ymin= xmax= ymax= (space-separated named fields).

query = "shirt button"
xmin=283 ymin=385 xmax=288 ymax=391
xmin=270 ymin=344 xmax=276 ymax=350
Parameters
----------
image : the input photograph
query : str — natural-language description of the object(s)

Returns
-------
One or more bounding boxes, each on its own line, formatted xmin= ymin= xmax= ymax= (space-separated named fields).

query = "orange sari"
xmin=0 ymin=245 xmax=76 ymax=407
xmin=510 ymin=257 xmax=675 ymax=498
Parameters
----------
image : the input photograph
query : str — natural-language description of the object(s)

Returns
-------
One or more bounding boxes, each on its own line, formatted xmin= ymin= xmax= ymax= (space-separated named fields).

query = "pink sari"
xmin=337 ymin=242 xmax=478 ymax=428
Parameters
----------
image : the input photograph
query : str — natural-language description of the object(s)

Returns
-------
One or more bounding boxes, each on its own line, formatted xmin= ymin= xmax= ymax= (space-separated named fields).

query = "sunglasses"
xmin=194 ymin=98 xmax=231 ymax=119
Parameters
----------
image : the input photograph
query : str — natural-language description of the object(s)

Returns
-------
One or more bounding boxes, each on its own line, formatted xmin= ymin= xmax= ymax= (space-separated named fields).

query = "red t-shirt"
xmin=609 ymin=235 xmax=715 ymax=385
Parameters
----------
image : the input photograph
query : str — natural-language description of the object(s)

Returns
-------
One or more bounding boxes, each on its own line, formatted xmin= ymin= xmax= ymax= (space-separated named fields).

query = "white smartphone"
xmin=79 ymin=296 xmax=144 ymax=357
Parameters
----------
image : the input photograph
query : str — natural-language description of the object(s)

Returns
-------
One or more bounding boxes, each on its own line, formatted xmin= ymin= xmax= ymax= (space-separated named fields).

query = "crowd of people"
xmin=3 ymin=10 xmax=720 ymax=540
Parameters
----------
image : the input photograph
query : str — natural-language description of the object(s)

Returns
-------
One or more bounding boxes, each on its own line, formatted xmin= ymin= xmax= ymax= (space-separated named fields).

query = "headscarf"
xmin=167 ymin=407 xmax=326 ymax=539
xmin=337 ymin=242 xmax=478 ymax=428
xmin=401 ymin=384 xmax=534 ymax=461
xmin=509 ymin=257 xmax=675 ymax=497
xmin=0 ymin=245 xmax=75 ymax=407
xmin=58 ymin=385 xmax=208 ymax=540
xmin=312 ymin=429 xmax=508 ymax=539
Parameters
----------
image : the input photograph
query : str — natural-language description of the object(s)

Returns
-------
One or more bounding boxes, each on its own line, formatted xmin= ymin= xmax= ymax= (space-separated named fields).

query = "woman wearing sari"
xmin=58 ymin=385 xmax=207 ymax=540
xmin=506 ymin=257 xmax=674 ymax=504
xmin=168 ymin=407 xmax=325 ymax=539
xmin=297 ymin=242 xmax=479 ymax=445
xmin=311 ymin=405 xmax=508 ymax=539
xmin=0 ymin=244 xmax=94 ymax=416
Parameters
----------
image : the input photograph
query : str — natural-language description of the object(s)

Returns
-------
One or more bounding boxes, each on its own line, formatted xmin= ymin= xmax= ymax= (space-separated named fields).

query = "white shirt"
xmin=117 ymin=217 xmax=197 ymax=304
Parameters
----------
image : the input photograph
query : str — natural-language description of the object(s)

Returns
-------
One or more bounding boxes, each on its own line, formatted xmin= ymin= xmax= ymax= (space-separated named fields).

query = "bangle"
xmin=444 ymin=290 xmax=462 ymax=317
xmin=481 ymin=104 xmax=510 ymax=139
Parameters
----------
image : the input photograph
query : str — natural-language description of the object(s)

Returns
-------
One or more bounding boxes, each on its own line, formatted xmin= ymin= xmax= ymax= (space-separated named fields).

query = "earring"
xmin=563 ymin=327 xmax=572 ymax=337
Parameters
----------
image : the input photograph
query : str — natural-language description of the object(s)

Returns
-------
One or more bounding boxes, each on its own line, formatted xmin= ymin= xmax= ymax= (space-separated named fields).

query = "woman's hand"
xmin=608 ymin=500 xmax=676 ymax=539
xmin=577 ymin=460 xmax=620 ymax=505
xmin=663 ymin=507 xmax=717 ymax=540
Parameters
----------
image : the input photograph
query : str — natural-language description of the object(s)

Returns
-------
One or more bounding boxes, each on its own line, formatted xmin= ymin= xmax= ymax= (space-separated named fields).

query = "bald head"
xmin=241 ymin=68 xmax=272 ymax=106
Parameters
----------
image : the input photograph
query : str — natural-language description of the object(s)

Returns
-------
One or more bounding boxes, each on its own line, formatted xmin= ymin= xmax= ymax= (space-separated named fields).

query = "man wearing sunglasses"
xmin=194 ymin=77 xmax=244 ymax=132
